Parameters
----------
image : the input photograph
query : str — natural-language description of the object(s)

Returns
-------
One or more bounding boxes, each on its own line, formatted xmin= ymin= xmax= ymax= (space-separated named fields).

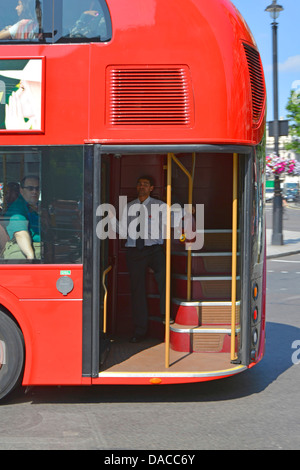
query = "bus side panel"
xmin=0 ymin=265 xmax=82 ymax=299
xmin=0 ymin=0 xmax=265 ymax=147
xmin=0 ymin=266 xmax=85 ymax=385
xmin=0 ymin=44 xmax=90 ymax=146
xmin=0 ymin=285 xmax=34 ymax=377
xmin=20 ymin=300 xmax=83 ymax=385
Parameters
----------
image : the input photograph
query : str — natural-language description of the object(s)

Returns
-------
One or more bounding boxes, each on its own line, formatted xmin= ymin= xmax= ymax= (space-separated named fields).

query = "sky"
xmin=231 ymin=0 xmax=300 ymax=122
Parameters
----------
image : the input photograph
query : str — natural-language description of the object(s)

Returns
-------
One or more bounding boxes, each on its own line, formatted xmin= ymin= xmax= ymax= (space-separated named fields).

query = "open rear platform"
xmin=100 ymin=337 xmax=245 ymax=378
xmin=97 ymin=152 xmax=250 ymax=384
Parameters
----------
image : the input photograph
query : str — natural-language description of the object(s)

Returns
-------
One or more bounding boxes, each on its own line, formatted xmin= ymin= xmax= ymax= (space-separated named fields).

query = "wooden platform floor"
xmin=100 ymin=337 xmax=235 ymax=374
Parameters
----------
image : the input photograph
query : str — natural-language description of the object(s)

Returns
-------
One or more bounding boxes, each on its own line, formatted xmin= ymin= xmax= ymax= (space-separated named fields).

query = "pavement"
xmin=266 ymin=200 xmax=300 ymax=259
xmin=266 ymin=228 xmax=300 ymax=259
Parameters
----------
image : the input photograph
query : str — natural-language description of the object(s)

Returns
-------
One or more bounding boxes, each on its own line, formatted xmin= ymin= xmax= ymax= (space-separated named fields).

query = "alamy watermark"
xmin=291 ymin=340 xmax=300 ymax=365
xmin=95 ymin=197 xmax=204 ymax=250
xmin=0 ymin=340 xmax=6 ymax=366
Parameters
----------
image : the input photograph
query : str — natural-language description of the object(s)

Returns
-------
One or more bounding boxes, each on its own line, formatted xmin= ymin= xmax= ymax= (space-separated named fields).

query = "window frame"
xmin=0 ymin=145 xmax=84 ymax=265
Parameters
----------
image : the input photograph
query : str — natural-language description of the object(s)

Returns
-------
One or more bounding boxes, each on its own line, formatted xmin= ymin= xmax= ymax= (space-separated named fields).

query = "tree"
xmin=285 ymin=89 xmax=300 ymax=154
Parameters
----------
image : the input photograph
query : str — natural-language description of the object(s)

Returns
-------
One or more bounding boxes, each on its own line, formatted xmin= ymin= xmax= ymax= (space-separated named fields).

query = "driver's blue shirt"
xmin=5 ymin=195 xmax=40 ymax=242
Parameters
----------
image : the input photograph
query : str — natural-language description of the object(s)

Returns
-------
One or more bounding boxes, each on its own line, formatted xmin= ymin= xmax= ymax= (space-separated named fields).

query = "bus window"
xmin=0 ymin=0 xmax=42 ymax=42
xmin=252 ymin=142 xmax=266 ymax=265
xmin=42 ymin=146 xmax=83 ymax=264
xmin=0 ymin=149 xmax=41 ymax=260
xmin=57 ymin=0 xmax=112 ymax=43
xmin=0 ymin=146 xmax=83 ymax=263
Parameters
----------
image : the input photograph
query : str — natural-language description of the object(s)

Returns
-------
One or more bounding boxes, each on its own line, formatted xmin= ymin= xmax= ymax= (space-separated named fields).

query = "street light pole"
xmin=272 ymin=20 xmax=279 ymax=156
xmin=265 ymin=0 xmax=284 ymax=245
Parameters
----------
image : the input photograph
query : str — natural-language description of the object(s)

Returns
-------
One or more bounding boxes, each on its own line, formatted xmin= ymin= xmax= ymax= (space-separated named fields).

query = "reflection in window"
xmin=0 ymin=0 xmax=42 ymax=41
xmin=0 ymin=150 xmax=41 ymax=260
xmin=0 ymin=0 xmax=112 ymax=44
xmin=42 ymin=147 xmax=83 ymax=264
xmin=251 ymin=143 xmax=265 ymax=265
xmin=0 ymin=146 xmax=83 ymax=264
xmin=63 ymin=0 xmax=110 ymax=41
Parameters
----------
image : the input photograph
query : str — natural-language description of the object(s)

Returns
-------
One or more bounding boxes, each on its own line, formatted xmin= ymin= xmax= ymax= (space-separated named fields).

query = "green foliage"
xmin=285 ymin=89 xmax=300 ymax=153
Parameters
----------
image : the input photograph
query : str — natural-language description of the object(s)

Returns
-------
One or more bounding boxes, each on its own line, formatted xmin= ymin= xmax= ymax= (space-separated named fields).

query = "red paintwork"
xmin=0 ymin=0 xmax=266 ymax=385
xmin=0 ymin=0 xmax=265 ymax=147
xmin=0 ymin=265 xmax=86 ymax=385
xmin=173 ymin=305 xmax=200 ymax=326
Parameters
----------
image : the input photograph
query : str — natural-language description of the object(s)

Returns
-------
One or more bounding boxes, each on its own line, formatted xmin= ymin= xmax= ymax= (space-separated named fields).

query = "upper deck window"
xmin=0 ymin=0 xmax=41 ymax=41
xmin=0 ymin=0 xmax=112 ymax=44
xmin=59 ymin=0 xmax=111 ymax=42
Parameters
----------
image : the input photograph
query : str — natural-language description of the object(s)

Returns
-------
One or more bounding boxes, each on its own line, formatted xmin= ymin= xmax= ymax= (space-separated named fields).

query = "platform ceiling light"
xmin=265 ymin=0 xmax=284 ymax=20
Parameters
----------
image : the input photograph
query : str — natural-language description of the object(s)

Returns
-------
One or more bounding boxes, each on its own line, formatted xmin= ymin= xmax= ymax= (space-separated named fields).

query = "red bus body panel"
xmin=0 ymin=266 xmax=86 ymax=385
xmin=0 ymin=0 xmax=265 ymax=148
xmin=0 ymin=0 xmax=266 ymax=385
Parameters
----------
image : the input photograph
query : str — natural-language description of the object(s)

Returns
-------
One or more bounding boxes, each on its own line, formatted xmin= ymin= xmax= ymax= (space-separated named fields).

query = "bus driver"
xmin=3 ymin=175 xmax=41 ymax=260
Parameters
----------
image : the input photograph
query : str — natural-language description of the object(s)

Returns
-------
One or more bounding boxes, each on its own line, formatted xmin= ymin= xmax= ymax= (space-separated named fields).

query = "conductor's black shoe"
xmin=129 ymin=335 xmax=145 ymax=343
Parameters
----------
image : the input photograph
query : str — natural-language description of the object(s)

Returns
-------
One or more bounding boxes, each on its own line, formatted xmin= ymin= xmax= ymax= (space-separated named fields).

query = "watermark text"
xmin=96 ymin=197 xmax=204 ymax=250
xmin=291 ymin=340 xmax=300 ymax=365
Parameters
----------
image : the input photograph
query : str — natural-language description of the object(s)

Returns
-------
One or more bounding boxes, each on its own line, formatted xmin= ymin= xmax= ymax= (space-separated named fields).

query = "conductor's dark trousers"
xmin=126 ymin=244 xmax=166 ymax=336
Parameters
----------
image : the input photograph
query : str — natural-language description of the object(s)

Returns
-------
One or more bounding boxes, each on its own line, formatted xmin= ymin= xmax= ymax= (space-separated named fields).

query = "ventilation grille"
xmin=243 ymin=43 xmax=265 ymax=124
xmin=106 ymin=66 xmax=194 ymax=126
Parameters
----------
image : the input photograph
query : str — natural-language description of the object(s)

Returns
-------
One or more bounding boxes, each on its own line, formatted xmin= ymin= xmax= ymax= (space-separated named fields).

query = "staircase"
xmin=170 ymin=230 xmax=240 ymax=353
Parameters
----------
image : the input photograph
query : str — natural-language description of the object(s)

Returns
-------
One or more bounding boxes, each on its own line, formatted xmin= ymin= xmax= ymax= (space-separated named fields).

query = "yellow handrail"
xmin=165 ymin=153 xmax=196 ymax=367
xmin=231 ymin=153 xmax=238 ymax=361
xmin=102 ymin=265 xmax=112 ymax=334
xmin=165 ymin=154 xmax=172 ymax=368
xmin=169 ymin=153 xmax=195 ymax=301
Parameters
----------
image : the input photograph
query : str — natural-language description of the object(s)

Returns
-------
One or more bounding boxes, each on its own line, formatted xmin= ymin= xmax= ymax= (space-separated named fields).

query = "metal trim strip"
xmin=97 ymin=365 xmax=247 ymax=379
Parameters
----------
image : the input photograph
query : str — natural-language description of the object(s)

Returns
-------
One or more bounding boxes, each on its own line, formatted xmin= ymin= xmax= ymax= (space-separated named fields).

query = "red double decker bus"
xmin=0 ymin=0 xmax=266 ymax=400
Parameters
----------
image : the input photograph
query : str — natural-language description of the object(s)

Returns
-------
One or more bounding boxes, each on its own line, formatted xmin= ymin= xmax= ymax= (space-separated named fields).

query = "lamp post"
xmin=265 ymin=0 xmax=284 ymax=245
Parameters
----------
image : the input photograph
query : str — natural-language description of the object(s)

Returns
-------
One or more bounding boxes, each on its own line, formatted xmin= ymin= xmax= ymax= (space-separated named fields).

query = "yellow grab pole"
xmin=187 ymin=153 xmax=196 ymax=301
xmin=102 ymin=265 xmax=112 ymax=334
xmin=165 ymin=154 xmax=172 ymax=368
xmin=231 ymin=153 xmax=238 ymax=361
xmin=170 ymin=153 xmax=195 ymax=301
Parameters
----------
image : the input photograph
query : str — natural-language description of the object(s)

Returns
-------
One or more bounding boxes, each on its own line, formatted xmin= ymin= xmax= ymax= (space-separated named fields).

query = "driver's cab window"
xmin=0 ymin=146 xmax=83 ymax=264
xmin=0 ymin=150 xmax=41 ymax=261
